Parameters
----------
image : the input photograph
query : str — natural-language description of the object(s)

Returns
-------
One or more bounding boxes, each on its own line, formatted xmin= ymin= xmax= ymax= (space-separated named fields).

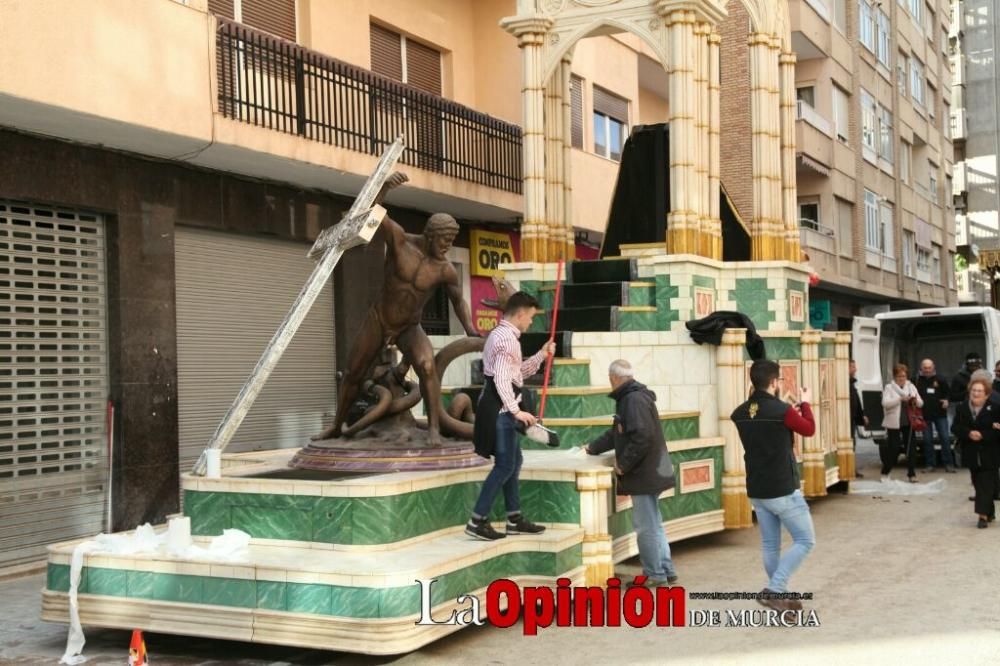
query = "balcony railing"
xmin=215 ymin=19 xmax=523 ymax=193
xmin=796 ymin=101 xmax=833 ymax=137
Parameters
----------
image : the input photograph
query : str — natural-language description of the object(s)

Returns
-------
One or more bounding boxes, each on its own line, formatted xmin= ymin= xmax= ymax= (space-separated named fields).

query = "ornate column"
xmin=545 ymin=67 xmax=565 ymax=261
xmin=749 ymin=33 xmax=782 ymax=260
xmin=800 ymin=330 xmax=827 ymax=496
xmin=718 ymin=328 xmax=752 ymax=528
xmin=835 ymin=332 xmax=856 ymax=480
xmin=560 ymin=53 xmax=576 ymax=261
xmin=665 ymin=10 xmax=699 ymax=255
xmin=503 ymin=17 xmax=553 ymax=263
xmin=577 ymin=469 xmax=614 ymax=585
xmin=780 ymin=51 xmax=799 ymax=262
xmin=708 ymin=29 xmax=722 ymax=260
xmin=695 ymin=22 xmax=711 ymax=258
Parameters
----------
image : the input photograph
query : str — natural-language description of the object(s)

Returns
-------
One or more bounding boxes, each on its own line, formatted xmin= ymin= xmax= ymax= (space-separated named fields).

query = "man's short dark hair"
xmin=750 ymin=360 xmax=781 ymax=391
xmin=503 ymin=291 xmax=540 ymax=316
xmin=967 ymin=352 xmax=982 ymax=362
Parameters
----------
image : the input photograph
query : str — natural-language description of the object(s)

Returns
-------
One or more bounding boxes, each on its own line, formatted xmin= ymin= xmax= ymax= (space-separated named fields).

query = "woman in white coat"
xmin=881 ymin=363 xmax=924 ymax=482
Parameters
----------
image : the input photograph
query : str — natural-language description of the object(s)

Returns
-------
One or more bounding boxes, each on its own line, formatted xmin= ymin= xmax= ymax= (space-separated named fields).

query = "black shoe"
xmin=667 ymin=575 xmax=679 ymax=585
xmin=969 ymin=496 xmax=976 ymax=502
xmin=977 ymin=518 xmax=989 ymax=529
xmin=465 ymin=519 xmax=505 ymax=541
xmin=506 ymin=515 xmax=546 ymax=534
xmin=855 ymin=471 xmax=864 ymax=478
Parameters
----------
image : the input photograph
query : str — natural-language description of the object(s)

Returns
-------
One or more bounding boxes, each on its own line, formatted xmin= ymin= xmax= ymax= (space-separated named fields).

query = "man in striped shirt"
xmin=466 ymin=292 xmax=555 ymax=541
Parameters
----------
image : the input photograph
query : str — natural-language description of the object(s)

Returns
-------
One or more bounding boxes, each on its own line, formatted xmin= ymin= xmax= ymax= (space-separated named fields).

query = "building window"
xmin=900 ymin=140 xmax=912 ymax=184
xmin=949 ymin=252 xmax=956 ymax=289
xmin=799 ymin=199 xmax=821 ymax=231
xmin=570 ymin=75 xmax=584 ymax=149
xmin=865 ymin=190 xmax=881 ymax=251
xmin=911 ymin=59 xmax=924 ymax=106
xmin=861 ymin=89 xmax=878 ymax=162
xmin=797 ymin=86 xmax=816 ymax=107
xmin=833 ymin=85 xmax=850 ymax=142
xmin=834 ymin=0 xmax=848 ymax=33
xmin=908 ymin=0 xmax=922 ymax=27
xmin=876 ymin=9 xmax=892 ymax=67
xmin=370 ymin=24 xmax=443 ymax=95
xmin=927 ymin=83 xmax=937 ymax=119
xmin=916 ymin=245 xmax=931 ymax=282
xmin=209 ymin=0 xmax=297 ymax=41
xmin=932 ymin=244 xmax=942 ymax=285
xmin=924 ymin=2 xmax=935 ymax=40
xmin=898 ymin=53 xmax=908 ymax=97
xmin=903 ymin=230 xmax=916 ymax=277
xmin=879 ymin=107 xmax=894 ymax=164
xmin=881 ymin=204 xmax=895 ymax=260
xmin=859 ymin=0 xmax=876 ymax=53
xmin=929 ymin=164 xmax=939 ymax=204
xmin=836 ymin=197 xmax=854 ymax=257
xmin=593 ymin=86 xmax=628 ymax=161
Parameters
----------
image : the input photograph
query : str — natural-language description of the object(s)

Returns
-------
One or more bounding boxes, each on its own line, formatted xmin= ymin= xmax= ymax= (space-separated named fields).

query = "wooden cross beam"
xmin=192 ymin=136 xmax=406 ymax=476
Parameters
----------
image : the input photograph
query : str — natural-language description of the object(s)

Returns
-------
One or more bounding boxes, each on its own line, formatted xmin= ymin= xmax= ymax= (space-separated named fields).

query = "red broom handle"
xmin=538 ymin=260 xmax=564 ymax=420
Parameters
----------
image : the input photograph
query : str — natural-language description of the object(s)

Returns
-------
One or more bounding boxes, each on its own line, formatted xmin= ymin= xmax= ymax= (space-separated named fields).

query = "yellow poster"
xmin=470 ymin=230 xmax=515 ymax=277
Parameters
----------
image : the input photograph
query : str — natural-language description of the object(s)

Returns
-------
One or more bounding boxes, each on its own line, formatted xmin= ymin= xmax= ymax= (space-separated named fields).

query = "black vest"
xmin=731 ymin=390 xmax=799 ymax=499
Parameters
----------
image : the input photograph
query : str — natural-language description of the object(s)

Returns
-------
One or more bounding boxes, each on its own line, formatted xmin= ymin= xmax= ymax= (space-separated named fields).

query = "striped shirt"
xmin=483 ymin=319 xmax=546 ymax=414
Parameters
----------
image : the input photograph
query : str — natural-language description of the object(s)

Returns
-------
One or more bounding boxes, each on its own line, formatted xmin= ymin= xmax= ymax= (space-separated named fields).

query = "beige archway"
xmin=501 ymin=0 xmax=800 ymax=263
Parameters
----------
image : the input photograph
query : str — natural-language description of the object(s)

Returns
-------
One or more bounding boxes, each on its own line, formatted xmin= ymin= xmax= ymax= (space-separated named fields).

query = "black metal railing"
xmin=216 ymin=19 xmax=523 ymax=194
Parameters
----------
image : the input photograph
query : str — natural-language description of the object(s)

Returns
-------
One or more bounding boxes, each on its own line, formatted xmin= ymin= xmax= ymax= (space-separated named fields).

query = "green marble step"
xmin=443 ymin=385 xmax=614 ymax=419
xmin=521 ymin=411 xmax=701 ymax=450
xmin=44 ymin=527 xmax=584 ymax=621
xmin=471 ymin=357 xmax=591 ymax=388
xmin=568 ymin=257 xmax=638 ymax=284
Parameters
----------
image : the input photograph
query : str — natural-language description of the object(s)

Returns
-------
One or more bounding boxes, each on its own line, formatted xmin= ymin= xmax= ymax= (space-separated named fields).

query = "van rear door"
xmin=852 ymin=316 xmax=885 ymax=435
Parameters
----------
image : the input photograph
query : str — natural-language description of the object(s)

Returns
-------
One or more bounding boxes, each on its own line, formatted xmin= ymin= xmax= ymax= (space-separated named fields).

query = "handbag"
xmin=906 ymin=400 xmax=927 ymax=432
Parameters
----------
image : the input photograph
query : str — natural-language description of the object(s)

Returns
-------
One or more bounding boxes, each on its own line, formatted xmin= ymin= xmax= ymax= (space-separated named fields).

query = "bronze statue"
xmin=314 ymin=172 xmax=479 ymax=446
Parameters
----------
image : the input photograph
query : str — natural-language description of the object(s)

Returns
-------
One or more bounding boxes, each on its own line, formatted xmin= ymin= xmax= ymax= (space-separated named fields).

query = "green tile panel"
xmin=44 ymin=543 xmax=584 ymax=619
xmin=819 ymin=341 xmax=835 ymax=359
xmin=655 ymin=275 xmax=681 ymax=331
xmin=185 ymin=480 xmax=580 ymax=545
xmin=615 ymin=309 xmax=657 ymax=332
xmin=523 ymin=414 xmax=699 ymax=451
xmin=730 ymin=278 xmax=776 ymax=331
xmin=692 ymin=275 xmax=716 ymax=289
xmin=548 ymin=361 xmax=592 ymax=387
xmin=628 ymin=285 xmax=656 ymax=306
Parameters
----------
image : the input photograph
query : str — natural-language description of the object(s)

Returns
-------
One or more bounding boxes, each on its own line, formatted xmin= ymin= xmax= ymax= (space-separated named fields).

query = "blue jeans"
xmin=631 ymin=494 xmax=677 ymax=580
xmin=750 ymin=490 xmax=816 ymax=593
xmin=472 ymin=412 xmax=523 ymax=518
xmin=922 ymin=415 xmax=954 ymax=467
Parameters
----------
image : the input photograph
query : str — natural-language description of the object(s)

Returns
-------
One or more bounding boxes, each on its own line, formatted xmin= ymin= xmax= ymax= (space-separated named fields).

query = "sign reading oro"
xmin=470 ymin=230 xmax=515 ymax=277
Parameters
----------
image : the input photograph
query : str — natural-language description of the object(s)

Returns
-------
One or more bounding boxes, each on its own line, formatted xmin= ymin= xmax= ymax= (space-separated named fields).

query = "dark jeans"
xmin=922 ymin=415 xmax=954 ymax=467
xmin=472 ymin=412 xmax=523 ymax=518
xmin=882 ymin=427 xmax=916 ymax=477
xmin=972 ymin=467 xmax=998 ymax=519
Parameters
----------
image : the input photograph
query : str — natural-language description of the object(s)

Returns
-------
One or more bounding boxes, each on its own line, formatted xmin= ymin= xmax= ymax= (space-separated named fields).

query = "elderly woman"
xmin=881 ymin=364 xmax=923 ymax=482
xmin=952 ymin=376 xmax=1000 ymax=528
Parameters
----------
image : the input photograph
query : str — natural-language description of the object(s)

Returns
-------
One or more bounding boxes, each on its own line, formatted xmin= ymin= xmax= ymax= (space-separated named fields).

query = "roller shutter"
xmin=174 ymin=228 xmax=336 ymax=472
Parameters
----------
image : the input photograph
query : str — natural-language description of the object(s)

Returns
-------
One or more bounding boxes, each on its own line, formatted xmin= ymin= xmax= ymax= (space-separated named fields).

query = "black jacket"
xmin=731 ymin=390 xmax=803 ymax=499
xmin=950 ymin=367 xmax=975 ymax=402
xmin=951 ymin=397 xmax=1000 ymax=471
xmin=588 ymin=380 xmax=676 ymax=496
xmin=850 ymin=376 xmax=866 ymax=426
xmin=685 ymin=311 xmax=766 ymax=360
xmin=915 ymin=374 xmax=949 ymax=419
xmin=473 ymin=378 xmax=536 ymax=459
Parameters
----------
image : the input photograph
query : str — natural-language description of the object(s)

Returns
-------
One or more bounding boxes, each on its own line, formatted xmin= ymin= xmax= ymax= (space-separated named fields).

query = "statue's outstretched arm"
xmin=446 ymin=280 xmax=479 ymax=337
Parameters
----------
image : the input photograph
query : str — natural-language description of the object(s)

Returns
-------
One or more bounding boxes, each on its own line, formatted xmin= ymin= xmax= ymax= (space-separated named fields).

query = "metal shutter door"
xmin=593 ymin=85 xmax=628 ymax=122
xmin=571 ymin=75 xmax=584 ymax=149
xmin=405 ymin=39 xmax=442 ymax=96
xmin=242 ymin=0 xmax=296 ymax=41
xmin=174 ymin=229 xmax=336 ymax=472
xmin=0 ymin=201 xmax=109 ymax=569
xmin=370 ymin=24 xmax=403 ymax=82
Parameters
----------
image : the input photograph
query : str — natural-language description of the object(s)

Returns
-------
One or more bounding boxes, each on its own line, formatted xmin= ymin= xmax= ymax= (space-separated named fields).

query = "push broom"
xmin=520 ymin=260 xmax=563 ymax=448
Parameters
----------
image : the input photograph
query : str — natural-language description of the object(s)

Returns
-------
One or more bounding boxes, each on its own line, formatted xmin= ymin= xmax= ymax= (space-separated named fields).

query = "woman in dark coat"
xmin=951 ymin=376 xmax=1000 ymax=528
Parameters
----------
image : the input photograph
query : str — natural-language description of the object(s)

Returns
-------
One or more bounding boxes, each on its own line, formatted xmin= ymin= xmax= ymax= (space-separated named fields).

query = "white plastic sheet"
xmin=849 ymin=478 xmax=946 ymax=496
xmin=58 ymin=525 xmax=251 ymax=664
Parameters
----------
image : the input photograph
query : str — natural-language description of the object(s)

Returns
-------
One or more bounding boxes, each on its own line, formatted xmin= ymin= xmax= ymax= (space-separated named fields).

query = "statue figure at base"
xmin=313 ymin=172 xmax=479 ymax=446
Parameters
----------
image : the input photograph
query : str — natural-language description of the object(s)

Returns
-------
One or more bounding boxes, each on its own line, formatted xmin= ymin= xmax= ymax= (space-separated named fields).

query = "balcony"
xmin=795 ymin=101 xmax=833 ymax=175
xmin=951 ymin=53 xmax=966 ymax=87
xmin=951 ymin=109 xmax=968 ymax=141
xmin=954 ymin=161 xmax=968 ymax=195
xmin=216 ymin=20 xmax=522 ymax=194
xmin=0 ymin=0 xmax=523 ymax=221
xmin=788 ymin=0 xmax=831 ymax=61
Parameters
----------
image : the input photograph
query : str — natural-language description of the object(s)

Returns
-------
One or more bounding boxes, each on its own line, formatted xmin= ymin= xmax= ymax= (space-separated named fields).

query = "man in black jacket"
xmin=950 ymin=352 xmax=982 ymax=403
xmin=915 ymin=358 xmax=956 ymax=472
xmin=586 ymin=360 xmax=678 ymax=587
xmin=731 ymin=360 xmax=816 ymax=612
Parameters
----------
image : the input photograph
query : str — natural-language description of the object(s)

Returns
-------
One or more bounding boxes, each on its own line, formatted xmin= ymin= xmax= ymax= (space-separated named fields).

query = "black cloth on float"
xmin=685 ymin=311 xmax=766 ymax=360
xmin=473 ymin=377 xmax=538 ymax=459
xmin=600 ymin=123 xmax=751 ymax=261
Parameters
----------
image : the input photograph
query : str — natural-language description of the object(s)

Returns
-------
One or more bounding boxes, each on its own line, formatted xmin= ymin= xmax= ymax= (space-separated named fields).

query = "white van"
xmin=852 ymin=306 xmax=1000 ymax=444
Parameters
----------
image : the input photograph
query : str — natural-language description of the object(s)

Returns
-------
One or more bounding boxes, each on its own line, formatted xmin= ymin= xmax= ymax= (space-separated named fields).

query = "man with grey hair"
xmin=586 ymin=360 xmax=678 ymax=586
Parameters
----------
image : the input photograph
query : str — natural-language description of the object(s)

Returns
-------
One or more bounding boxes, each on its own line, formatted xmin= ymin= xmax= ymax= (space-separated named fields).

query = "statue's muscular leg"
xmin=313 ymin=309 xmax=385 ymax=440
xmin=396 ymin=324 xmax=443 ymax=446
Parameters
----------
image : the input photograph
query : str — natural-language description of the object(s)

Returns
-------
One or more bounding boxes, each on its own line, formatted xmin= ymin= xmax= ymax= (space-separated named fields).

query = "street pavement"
xmin=2 ymin=439 xmax=999 ymax=666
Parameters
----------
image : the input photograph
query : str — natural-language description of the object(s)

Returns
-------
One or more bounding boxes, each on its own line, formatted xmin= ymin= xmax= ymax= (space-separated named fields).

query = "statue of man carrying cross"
xmin=313 ymin=171 xmax=479 ymax=446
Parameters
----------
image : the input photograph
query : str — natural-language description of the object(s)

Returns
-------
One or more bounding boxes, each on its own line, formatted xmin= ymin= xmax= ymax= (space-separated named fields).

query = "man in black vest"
xmin=731 ymin=360 xmax=816 ymax=612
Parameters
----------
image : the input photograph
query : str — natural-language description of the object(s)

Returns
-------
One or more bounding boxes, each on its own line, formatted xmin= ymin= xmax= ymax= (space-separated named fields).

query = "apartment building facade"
xmin=780 ymin=0 xmax=958 ymax=329
xmin=0 ymin=0 xmax=687 ymax=569
xmin=951 ymin=0 xmax=1000 ymax=305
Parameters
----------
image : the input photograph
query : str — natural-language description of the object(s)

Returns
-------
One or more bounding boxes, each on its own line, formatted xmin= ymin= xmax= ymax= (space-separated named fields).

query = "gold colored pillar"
xmin=545 ymin=67 xmax=564 ymax=261
xmin=666 ymin=11 xmax=699 ymax=255
xmin=695 ymin=22 xmax=712 ymax=258
xmin=718 ymin=328 xmax=753 ymax=528
xmin=560 ymin=54 xmax=576 ymax=261
xmin=835 ymin=332 xmax=856 ymax=480
xmin=708 ymin=30 xmax=722 ymax=260
xmin=780 ymin=51 xmax=800 ymax=262
xmin=577 ymin=471 xmax=615 ymax=585
xmin=800 ymin=330 xmax=827 ymax=496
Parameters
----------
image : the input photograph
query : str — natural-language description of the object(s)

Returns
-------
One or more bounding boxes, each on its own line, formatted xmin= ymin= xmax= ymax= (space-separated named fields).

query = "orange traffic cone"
xmin=128 ymin=628 xmax=148 ymax=665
